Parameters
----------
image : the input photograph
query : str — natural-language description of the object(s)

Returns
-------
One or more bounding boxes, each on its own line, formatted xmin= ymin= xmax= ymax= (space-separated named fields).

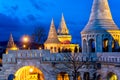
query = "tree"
xmin=51 ymin=53 xmax=89 ymax=80
xmin=32 ymin=26 xmax=47 ymax=44
xmin=49 ymin=52 xmax=102 ymax=80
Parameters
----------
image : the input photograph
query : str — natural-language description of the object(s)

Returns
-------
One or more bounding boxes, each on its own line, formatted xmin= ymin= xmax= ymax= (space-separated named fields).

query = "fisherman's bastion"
xmin=0 ymin=0 xmax=120 ymax=80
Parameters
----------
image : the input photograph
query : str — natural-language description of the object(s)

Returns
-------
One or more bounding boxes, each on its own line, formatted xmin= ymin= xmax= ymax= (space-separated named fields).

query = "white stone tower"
xmin=81 ymin=0 xmax=120 ymax=53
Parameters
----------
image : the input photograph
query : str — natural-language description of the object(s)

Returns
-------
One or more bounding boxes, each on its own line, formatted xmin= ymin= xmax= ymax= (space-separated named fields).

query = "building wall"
xmin=0 ymin=50 xmax=120 ymax=80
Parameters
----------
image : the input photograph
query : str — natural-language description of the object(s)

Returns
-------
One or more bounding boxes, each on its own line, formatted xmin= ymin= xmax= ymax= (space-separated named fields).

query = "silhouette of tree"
xmin=32 ymin=26 xmax=47 ymax=44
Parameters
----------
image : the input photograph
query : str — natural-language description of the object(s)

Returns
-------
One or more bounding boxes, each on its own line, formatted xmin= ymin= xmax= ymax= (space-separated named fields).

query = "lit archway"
xmin=57 ymin=72 xmax=69 ymax=80
xmin=14 ymin=66 xmax=44 ymax=80
xmin=103 ymin=38 xmax=109 ymax=52
xmin=78 ymin=76 xmax=81 ymax=80
xmin=107 ymin=72 xmax=118 ymax=80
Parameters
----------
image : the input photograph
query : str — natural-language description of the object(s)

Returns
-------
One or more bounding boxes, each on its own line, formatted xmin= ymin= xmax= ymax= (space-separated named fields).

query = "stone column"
xmin=80 ymin=72 xmax=84 ymax=80
xmin=82 ymin=39 xmax=84 ymax=53
xmin=108 ymin=38 xmax=112 ymax=52
xmin=96 ymin=34 xmax=102 ymax=52
xmin=87 ymin=41 xmax=90 ymax=53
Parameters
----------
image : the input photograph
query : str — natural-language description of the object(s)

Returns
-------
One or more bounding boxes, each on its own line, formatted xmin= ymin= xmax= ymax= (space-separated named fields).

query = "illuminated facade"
xmin=0 ymin=0 xmax=120 ymax=80
xmin=44 ymin=14 xmax=79 ymax=53
xmin=6 ymin=34 xmax=19 ymax=54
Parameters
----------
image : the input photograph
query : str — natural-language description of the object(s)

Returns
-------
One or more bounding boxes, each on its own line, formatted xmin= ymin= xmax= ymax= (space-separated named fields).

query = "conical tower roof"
xmin=58 ymin=14 xmax=69 ymax=34
xmin=7 ymin=34 xmax=15 ymax=48
xmin=45 ymin=19 xmax=60 ymax=44
xmin=82 ymin=0 xmax=119 ymax=33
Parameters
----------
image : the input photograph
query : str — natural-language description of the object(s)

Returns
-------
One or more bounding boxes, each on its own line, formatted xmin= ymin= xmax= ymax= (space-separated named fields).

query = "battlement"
xmin=2 ymin=50 xmax=120 ymax=64
xmin=2 ymin=50 xmax=50 ymax=64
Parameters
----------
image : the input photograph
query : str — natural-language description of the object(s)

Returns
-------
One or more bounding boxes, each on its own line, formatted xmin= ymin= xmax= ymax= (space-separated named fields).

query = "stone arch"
xmin=112 ymin=39 xmax=119 ymax=52
xmin=96 ymin=74 xmax=102 ymax=80
xmin=83 ymin=72 xmax=90 ymax=80
xmin=14 ymin=66 xmax=44 ymax=80
xmin=57 ymin=72 xmax=70 ymax=80
xmin=88 ymin=39 xmax=95 ymax=52
xmin=83 ymin=39 xmax=87 ymax=53
xmin=103 ymin=38 xmax=109 ymax=52
xmin=107 ymin=72 xmax=118 ymax=80
xmin=78 ymin=75 xmax=82 ymax=80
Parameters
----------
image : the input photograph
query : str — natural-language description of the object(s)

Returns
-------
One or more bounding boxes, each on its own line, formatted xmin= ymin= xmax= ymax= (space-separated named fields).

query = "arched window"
xmin=96 ymin=74 xmax=102 ymax=80
xmin=83 ymin=72 xmax=90 ymax=80
xmin=112 ymin=40 xmax=119 ymax=52
xmin=107 ymin=72 xmax=118 ymax=80
xmin=103 ymin=38 xmax=109 ymax=52
xmin=88 ymin=39 xmax=95 ymax=52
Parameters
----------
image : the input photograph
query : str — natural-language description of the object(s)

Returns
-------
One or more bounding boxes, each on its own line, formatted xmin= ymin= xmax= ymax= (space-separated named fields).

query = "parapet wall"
xmin=2 ymin=50 xmax=120 ymax=64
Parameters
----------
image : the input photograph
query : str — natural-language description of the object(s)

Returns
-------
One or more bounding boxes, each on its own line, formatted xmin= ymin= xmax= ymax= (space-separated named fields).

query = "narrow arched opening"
xmin=107 ymin=72 xmax=118 ymax=80
xmin=83 ymin=72 xmax=90 ymax=80
xmin=96 ymin=74 xmax=102 ymax=80
xmin=88 ymin=39 xmax=95 ymax=53
xmin=103 ymin=38 xmax=109 ymax=52
xmin=112 ymin=40 xmax=119 ymax=52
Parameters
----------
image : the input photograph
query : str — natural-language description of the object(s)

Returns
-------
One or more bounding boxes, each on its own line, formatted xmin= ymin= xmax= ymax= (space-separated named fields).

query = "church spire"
xmin=82 ymin=0 xmax=119 ymax=32
xmin=45 ymin=19 xmax=60 ymax=43
xmin=7 ymin=34 xmax=15 ymax=48
xmin=58 ymin=13 xmax=69 ymax=35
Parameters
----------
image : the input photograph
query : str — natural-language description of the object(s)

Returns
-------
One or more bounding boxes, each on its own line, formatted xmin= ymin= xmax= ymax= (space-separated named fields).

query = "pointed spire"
xmin=58 ymin=13 xmax=69 ymax=34
xmin=89 ymin=0 xmax=112 ymax=20
xmin=45 ymin=19 xmax=60 ymax=43
xmin=82 ymin=0 xmax=118 ymax=32
xmin=7 ymin=34 xmax=15 ymax=48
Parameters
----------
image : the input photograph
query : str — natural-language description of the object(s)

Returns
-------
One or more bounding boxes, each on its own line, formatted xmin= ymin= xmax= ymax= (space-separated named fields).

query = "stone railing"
xmin=97 ymin=52 xmax=120 ymax=63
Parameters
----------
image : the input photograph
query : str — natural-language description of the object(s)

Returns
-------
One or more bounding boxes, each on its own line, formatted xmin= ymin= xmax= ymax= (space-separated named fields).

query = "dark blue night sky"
xmin=0 ymin=0 xmax=120 ymax=43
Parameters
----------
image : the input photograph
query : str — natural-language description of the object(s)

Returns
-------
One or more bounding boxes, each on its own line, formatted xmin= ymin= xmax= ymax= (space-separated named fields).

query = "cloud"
xmin=11 ymin=5 xmax=19 ymax=11
xmin=27 ymin=14 xmax=36 ymax=21
xmin=0 ymin=13 xmax=21 ymax=30
xmin=29 ymin=0 xmax=46 ymax=11
xmin=29 ymin=0 xmax=55 ymax=11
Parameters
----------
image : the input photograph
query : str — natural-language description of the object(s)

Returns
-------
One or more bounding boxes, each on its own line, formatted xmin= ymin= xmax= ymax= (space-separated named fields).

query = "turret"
xmin=6 ymin=34 xmax=18 ymax=54
xmin=81 ymin=0 xmax=120 ymax=53
xmin=44 ymin=19 xmax=60 ymax=53
xmin=57 ymin=14 xmax=72 ymax=44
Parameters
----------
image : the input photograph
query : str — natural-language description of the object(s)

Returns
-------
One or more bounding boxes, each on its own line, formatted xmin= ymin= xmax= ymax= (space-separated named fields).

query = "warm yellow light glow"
xmin=110 ymin=74 xmax=117 ymax=80
xmin=23 ymin=45 xmax=26 ymax=48
xmin=39 ymin=47 xmax=41 ymax=50
xmin=22 ymin=35 xmax=30 ymax=43
xmin=78 ymin=76 xmax=81 ymax=80
xmin=11 ymin=47 xmax=18 ymax=50
xmin=14 ymin=66 xmax=44 ymax=80
xmin=29 ymin=68 xmax=33 ymax=73
xmin=57 ymin=72 xmax=69 ymax=80
xmin=58 ymin=35 xmax=72 ymax=43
